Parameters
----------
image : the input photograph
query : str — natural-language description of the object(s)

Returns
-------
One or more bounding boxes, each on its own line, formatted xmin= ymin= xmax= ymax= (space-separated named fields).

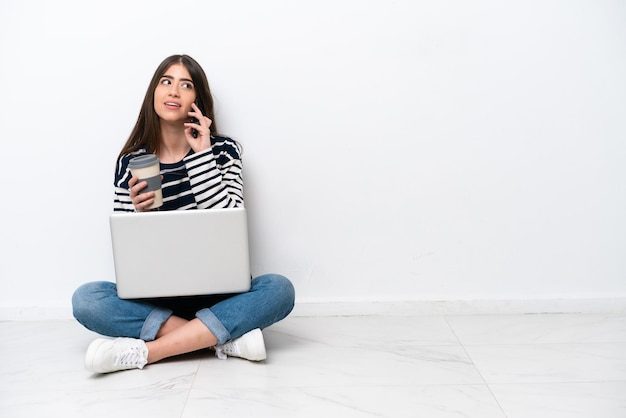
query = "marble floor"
xmin=1 ymin=313 xmax=625 ymax=417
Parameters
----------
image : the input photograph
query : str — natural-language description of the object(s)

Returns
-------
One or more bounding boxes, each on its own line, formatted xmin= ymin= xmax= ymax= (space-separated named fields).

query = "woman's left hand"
xmin=185 ymin=103 xmax=213 ymax=152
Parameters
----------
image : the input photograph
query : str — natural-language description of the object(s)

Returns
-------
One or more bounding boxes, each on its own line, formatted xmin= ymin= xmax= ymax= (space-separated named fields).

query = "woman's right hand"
xmin=128 ymin=175 xmax=155 ymax=212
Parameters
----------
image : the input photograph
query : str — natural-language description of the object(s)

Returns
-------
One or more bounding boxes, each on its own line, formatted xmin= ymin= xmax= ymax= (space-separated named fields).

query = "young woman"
xmin=72 ymin=54 xmax=295 ymax=374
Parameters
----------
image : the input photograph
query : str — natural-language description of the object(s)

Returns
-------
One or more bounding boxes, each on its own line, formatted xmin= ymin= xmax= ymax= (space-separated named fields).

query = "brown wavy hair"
xmin=118 ymin=55 xmax=219 ymax=159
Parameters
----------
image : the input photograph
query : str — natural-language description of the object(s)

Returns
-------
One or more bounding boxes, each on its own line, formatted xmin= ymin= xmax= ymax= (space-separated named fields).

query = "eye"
xmin=160 ymin=78 xmax=172 ymax=85
xmin=182 ymin=82 xmax=194 ymax=90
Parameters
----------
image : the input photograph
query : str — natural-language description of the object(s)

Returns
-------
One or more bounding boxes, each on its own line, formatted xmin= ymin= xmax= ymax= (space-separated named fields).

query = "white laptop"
xmin=110 ymin=207 xmax=251 ymax=299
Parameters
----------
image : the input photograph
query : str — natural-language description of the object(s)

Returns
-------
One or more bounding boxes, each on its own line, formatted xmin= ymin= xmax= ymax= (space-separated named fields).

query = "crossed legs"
xmin=147 ymin=316 xmax=217 ymax=363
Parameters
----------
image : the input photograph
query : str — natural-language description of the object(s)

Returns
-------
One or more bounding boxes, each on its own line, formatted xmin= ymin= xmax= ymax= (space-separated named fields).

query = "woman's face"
xmin=153 ymin=63 xmax=196 ymax=124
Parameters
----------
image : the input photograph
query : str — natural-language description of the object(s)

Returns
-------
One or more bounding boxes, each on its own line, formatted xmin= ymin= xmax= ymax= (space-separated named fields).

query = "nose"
xmin=167 ymin=83 xmax=180 ymax=97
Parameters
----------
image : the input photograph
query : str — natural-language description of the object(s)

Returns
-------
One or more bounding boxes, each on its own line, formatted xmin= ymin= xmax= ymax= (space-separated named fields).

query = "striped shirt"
xmin=113 ymin=136 xmax=244 ymax=212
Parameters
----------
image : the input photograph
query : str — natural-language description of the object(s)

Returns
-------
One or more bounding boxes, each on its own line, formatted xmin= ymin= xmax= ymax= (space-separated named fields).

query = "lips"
xmin=164 ymin=102 xmax=181 ymax=109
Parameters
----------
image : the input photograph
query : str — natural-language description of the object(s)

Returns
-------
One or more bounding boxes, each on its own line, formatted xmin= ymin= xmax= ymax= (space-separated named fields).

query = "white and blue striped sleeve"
xmin=184 ymin=138 xmax=244 ymax=209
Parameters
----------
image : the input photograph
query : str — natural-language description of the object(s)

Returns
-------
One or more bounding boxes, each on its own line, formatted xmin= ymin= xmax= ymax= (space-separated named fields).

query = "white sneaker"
xmin=214 ymin=328 xmax=266 ymax=361
xmin=85 ymin=337 xmax=148 ymax=373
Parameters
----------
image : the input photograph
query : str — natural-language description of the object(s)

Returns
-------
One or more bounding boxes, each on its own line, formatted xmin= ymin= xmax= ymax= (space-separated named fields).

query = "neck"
xmin=158 ymin=123 xmax=190 ymax=163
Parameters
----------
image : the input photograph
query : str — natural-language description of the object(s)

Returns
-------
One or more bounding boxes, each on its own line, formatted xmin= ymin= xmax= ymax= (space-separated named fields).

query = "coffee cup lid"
xmin=128 ymin=154 xmax=160 ymax=169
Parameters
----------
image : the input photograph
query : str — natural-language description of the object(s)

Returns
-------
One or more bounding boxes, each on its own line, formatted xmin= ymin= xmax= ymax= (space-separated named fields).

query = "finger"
xmin=191 ymin=102 xmax=203 ymax=115
xmin=128 ymin=176 xmax=137 ymax=194
xmin=190 ymin=117 xmax=211 ymax=135
xmin=184 ymin=122 xmax=208 ymax=138
xmin=189 ymin=103 xmax=203 ymax=119
xmin=138 ymin=196 xmax=155 ymax=211
xmin=128 ymin=176 xmax=138 ymax=198
xmin=134 ymin=191 xmax=155 ymax=212
xmin=130 ymin=181 xmax=148 ymax=205
xmin=183 ymin=125 xmax=196 ymax=140
xmin=129 ymin=181 xmax=142 ymax=198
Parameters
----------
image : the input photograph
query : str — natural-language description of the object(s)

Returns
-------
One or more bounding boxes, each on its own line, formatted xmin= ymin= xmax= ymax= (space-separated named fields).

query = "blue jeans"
xmin=72 ymin=274 xmax=295 ymax=345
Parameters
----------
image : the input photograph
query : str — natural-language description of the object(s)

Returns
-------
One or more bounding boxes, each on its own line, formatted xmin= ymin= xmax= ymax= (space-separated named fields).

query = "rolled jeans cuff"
xmin=140 ymin=307 xmax=173 ymax=341
xmin=196 ymin=307 xmax=231 ymax=345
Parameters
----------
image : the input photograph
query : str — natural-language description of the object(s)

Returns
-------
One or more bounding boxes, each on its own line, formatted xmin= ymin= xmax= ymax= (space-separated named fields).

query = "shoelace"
xmin=115 ymin=347 xmax=146 ymax=367
xmin=214 ymin=341 xmax=237 ymax=360
xmin=214 ymin=346 xmax=228 ymax=360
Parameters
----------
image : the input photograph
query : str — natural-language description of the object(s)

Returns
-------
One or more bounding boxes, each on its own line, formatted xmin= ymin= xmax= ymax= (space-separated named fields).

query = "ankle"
xmin=145 ymin=341 xmax=158 ymax=364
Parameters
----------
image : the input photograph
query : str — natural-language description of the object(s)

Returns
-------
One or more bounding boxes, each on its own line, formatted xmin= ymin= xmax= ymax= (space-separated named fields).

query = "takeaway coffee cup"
xmin=128 ymin=154 xmax=163 ymax=210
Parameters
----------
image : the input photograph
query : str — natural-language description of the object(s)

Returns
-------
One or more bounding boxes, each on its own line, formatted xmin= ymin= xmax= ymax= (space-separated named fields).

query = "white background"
xmin=1 ymin=0 xmax=625 ymax=316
